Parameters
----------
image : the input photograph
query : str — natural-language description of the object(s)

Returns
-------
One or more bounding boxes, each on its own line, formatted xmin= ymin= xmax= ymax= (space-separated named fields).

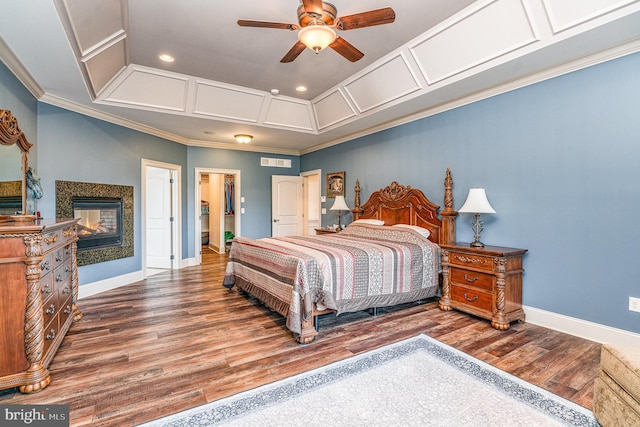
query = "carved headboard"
xmin=351 ymin=169 xmax=458 ymax=246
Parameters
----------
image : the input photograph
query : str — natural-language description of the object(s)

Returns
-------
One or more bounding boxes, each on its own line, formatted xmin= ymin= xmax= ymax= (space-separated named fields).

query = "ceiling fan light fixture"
xmin=298 ymin=25 xmax=336 ymax=53
xmin=234 ymin=134 xmax=253 ymax=144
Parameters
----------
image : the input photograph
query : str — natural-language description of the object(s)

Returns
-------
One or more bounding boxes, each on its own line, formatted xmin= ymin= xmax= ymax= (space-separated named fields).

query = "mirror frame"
xmin=0 ymin=110 xmax=33 ymax=215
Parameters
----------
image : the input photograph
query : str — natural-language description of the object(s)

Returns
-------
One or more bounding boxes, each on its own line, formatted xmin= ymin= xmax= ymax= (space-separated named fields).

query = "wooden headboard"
xmin=351 ymin=169 xmax=458 ymax=246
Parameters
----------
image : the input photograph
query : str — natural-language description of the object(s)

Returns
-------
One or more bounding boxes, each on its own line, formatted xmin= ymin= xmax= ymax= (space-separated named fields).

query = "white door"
xmin=272 ymin=175 xmax=303 ymax=237
xmin=146 ymin=166 xmax=172 ymax=268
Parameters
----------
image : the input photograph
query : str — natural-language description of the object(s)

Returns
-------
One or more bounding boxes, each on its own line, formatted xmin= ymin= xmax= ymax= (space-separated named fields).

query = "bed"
xmin=223 ymin=169 xmax=458 ymax=343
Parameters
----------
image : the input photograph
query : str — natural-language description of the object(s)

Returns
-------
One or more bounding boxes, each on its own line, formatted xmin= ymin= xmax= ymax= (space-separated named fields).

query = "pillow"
xmin=392 ymin=224 xmax=430 ymax=238
xmin=350 ymin=219 xmax=385 ymax=226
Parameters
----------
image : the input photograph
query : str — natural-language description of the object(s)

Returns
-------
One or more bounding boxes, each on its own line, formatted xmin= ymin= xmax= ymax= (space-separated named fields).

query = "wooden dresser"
xmin=438 ymin=243 xmax=527 ymax=330
xmin=0 ymin=218 xmax=81 ymax=393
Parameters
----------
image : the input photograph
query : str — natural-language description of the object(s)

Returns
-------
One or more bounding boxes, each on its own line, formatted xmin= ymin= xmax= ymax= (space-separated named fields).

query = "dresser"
xmin=0 ymin=218 xmax=81 ymax=393
xmin=438 ymin=243 xmax=527 ymax=330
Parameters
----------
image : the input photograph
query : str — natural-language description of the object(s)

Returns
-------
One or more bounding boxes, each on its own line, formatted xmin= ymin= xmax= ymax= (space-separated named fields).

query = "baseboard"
xmin=524 ymin=305 xmax=640 ymax=347
xmin=78 ymin=270 xmax=144 ymax=299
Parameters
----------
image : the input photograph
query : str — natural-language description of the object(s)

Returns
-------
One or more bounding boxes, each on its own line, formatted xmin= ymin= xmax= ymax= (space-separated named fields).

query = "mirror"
xmin=0 ymin=110 xmax=32 ymax=216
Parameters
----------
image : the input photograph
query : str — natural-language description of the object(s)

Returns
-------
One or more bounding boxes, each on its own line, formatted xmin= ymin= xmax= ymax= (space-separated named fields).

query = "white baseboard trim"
xmin=78 ymin=270 xmax=144 ymax=299
xmin=524 ymin=305 xmax=640 ymax=347
xmin=182 ymin=257 xmax=196 ymax=268
xmin=78 ymin=260 xmax=198 ymax=299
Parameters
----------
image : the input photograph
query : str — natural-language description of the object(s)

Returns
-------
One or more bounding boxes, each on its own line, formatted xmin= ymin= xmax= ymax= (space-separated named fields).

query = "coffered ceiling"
xmin=1 ymin=0 xmax=640 ymax=155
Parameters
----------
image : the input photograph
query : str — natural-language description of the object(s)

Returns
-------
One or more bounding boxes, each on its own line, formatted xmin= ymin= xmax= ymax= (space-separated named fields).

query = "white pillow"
xmin=350 ymin=219 xmax=385 ymax=226
xmin=392 ymin=224 xmax=430 ymax=238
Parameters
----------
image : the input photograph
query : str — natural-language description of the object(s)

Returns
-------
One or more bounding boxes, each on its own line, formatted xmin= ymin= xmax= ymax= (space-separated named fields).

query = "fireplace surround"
xmin=56 ymin=181 xmax=133 ymax=266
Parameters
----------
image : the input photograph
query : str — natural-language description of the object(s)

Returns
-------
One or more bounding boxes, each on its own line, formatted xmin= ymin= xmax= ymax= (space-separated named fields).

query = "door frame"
xmin=301 ymin=169 xmax=321 ymax=235
xmin=141 ymin=159 xmax=182 ymax=277
xmin=195 ymin=168 xmax=241 ymax=266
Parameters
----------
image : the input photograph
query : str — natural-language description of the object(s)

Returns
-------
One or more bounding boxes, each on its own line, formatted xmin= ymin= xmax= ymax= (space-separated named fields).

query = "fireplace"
xmin=56 ymin=180 xmax=133 ymax=266
xmin=73 ymin=197 xmax=123 ymax=250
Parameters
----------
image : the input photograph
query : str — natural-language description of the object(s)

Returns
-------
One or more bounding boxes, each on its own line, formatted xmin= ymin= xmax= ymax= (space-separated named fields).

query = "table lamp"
xmin=458 ymin=188 xmax=495 ymax=247
xmin=330 ymin=196 xmax=350 ymax=231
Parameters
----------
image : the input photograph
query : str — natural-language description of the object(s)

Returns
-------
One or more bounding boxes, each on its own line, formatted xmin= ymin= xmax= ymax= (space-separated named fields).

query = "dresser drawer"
xmin=448 ymin=251 xmax=493 ymax=271
xmin=451 ymin=285 xmax=492 ymax=312
xmin=42 ymin=296 xmax=59 ymax=331
xmin=42 ymin=317 xmax=60 ymax=358
xmin=53 ymin=258 xmax=73 ymax=288
xmin=40 ymin=252 xmax=53 ymax=277
xmin=58 ymin=296 xmax=73 ymax=329
xmin=450 ymin=267 xmax=494 ymax=292
xmin=39 ymin=271 xmax=54 ymax=297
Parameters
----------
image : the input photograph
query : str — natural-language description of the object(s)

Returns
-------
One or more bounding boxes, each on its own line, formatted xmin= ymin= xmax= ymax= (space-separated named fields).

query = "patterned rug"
xmin=138 ymin=334 xmax=600 ymax=426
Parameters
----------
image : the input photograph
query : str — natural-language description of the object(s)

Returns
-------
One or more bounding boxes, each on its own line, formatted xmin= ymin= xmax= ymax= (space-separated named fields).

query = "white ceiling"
xmin=1 ymin=0 xmax=640 ymax=155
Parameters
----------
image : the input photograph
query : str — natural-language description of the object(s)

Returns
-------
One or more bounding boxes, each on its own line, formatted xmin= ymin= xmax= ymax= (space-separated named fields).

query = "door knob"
xmin=273 ymin=219 xmax=280 ymax=222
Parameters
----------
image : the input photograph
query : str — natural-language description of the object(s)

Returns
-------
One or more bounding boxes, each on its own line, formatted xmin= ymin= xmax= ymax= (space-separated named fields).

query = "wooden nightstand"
xmin=438 ymin=243 xmax=527 ymax=330
xmin=315 ymin=228 xmax=338 ymax=235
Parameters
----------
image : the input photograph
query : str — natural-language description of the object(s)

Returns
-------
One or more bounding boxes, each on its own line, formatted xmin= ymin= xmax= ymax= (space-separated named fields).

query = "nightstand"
xmin=315 ymin=228 xmax=338 ymax=235
xmin=438 ymin=243 xmax=527 ymax=330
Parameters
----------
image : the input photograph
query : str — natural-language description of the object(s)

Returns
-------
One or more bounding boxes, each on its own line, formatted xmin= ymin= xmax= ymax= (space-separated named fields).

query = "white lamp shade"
xmin=330 ymin=196 xmax=350 ymax=211
xmin=298 ymin=25 xmax=336 ymax=52
xmin=458 ymin=188 xmax=496 ymax=214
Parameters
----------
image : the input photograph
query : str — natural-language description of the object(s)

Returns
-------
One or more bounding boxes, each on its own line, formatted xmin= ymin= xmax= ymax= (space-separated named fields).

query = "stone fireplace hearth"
xmin=56 ymin=181 xmax=133 ymax=266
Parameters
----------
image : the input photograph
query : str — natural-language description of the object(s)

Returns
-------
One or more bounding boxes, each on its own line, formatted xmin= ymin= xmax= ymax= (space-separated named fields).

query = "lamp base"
xmin=470 ymin=240 xmax=485 ymax=248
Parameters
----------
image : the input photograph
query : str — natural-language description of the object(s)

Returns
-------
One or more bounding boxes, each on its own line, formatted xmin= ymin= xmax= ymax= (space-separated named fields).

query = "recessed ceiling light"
xmin=296 ymin=85 xmax=307 ymax=92
xmin=204 ymin=131 xmax=213 ymax=135
xmin=159 ymin=54 xmax=175 ymax=63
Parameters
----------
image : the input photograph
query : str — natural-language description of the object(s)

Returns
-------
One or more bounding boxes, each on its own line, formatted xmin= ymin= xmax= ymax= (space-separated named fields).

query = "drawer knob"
xmin=56 ymin=274 xmax=63 ymax=282
xmin=463 ymin=293 xmax=479 ymax=302
xmin=64 ymin=306 xmax=71 ymax=314
xmin=46 ymin=304 xmax=56 ymax=315
xmin=46 ymin=329 xmax=56 ymax=340
xmin=463 ymin=274 xmax=478 ymax=283
xmin=41 ymin=260 xmax=50 ymax=271
xmin=41 ymin=284 xmax=52 ymax=294
xmin=44 ymin=234 xmax=58 ymax=245
xmin=63 ymin=286 xmax=71 ymax=294
xmin=65 ymin=265 xmax=72 ymax=273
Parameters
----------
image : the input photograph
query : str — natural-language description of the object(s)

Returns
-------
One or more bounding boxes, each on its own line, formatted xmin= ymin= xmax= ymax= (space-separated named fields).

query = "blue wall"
xmin=35 ymin=104 xmax=189 ymax=284
xmin=302 ymin=51 xmax=640 ymax=334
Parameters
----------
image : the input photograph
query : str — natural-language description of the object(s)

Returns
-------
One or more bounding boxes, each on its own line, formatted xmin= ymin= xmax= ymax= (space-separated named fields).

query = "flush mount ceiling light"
xmin=298 ymin=23 xmax=336 ymax=53
xmin=159 ymin=54 xmax=175 ymax=62
xmin=234 ymin=134 xmax=253 ymax=144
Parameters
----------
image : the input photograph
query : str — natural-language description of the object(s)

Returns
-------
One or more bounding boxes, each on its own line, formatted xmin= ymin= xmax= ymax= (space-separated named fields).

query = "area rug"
xmin=138 ymin=334 xmax=599 ymax=426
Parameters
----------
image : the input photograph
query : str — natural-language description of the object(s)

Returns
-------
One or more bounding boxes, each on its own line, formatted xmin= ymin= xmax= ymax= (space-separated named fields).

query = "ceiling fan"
xmin=238 ymin=0 xmax=396 ymax=63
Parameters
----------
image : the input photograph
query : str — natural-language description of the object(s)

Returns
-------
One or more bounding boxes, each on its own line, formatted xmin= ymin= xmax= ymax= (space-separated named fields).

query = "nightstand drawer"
xmin=449 ymin=252 xmax=493 ymax=271
xmin=451 ymin=285 xmax=492 ymax=312
xmin=450 ymin=267 xmax=493 ymax=292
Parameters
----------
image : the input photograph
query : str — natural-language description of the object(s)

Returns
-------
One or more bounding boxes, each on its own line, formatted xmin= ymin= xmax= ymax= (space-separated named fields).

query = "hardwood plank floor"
xmin=0 ymin=249 xmax=601 ymax=426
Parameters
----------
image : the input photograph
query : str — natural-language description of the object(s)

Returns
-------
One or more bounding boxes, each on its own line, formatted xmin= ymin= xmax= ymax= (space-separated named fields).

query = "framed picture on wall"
xmin=326 ymin=171 xmax=345 ymax=197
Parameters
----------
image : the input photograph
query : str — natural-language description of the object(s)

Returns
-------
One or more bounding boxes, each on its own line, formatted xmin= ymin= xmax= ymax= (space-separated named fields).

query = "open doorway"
xmin=141 ymin=159 xmax=182 ymax=278
xmin=195 ymin=168 xmax=241 ymax=266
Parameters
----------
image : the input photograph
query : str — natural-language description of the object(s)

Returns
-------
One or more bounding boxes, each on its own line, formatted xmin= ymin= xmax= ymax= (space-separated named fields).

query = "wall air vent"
xmin=261 ymin=157 xmax=291 ymax=168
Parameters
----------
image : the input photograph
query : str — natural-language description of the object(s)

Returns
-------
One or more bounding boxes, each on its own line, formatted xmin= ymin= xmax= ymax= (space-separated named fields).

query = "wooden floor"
xmin=0 ymin=249 xmax=601 ymax=426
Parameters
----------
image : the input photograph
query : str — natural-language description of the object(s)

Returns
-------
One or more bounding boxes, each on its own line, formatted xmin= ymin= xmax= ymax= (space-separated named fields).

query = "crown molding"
xmin=0 ymin=36 xmax=45 ymax=99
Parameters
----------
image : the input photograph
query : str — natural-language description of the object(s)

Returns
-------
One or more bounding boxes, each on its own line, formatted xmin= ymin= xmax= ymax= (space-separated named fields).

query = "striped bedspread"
xmin=223 ymin=224 xmax=440 ymax=335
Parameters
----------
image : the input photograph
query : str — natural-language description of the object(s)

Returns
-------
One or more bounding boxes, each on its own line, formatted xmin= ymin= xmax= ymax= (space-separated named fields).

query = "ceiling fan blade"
xmin=237 ymin=20 xmax=298 ymax=30
xmin=335 ymin=7 xmax=396 ymax=30
xmin=329 ymin=37 xmax=364 ymax=62
xmin=301 ymin=0 xmax=324 ymax=17
xmin=281 ymin=41 xmax=307 ymax=63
